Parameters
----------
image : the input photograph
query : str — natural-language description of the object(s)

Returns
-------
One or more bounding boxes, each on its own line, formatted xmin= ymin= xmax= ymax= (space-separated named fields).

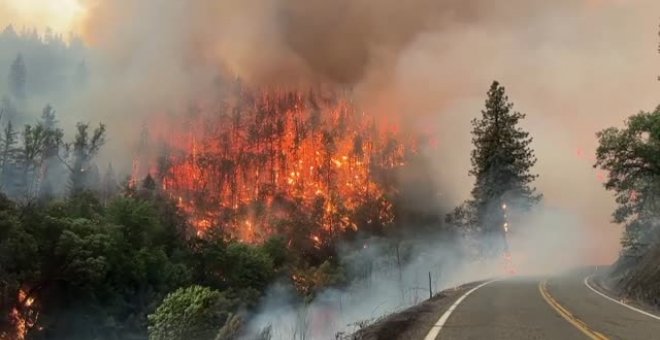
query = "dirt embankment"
xmin=344 ymin=282 xmax=481 ymax=340
xmin=605 ymin=243 xmax=660 ymax=311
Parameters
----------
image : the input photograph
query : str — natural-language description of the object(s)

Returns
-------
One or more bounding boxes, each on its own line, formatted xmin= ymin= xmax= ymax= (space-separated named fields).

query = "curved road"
xmin=425 ymin=268 xmax=660 ymax=340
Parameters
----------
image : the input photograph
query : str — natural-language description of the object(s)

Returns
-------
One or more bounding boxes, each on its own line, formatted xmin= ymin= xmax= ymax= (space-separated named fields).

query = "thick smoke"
xmin=2 ymin=0 xmax=658 ymax=337
xmin=2 ymin=0 xmax=658 ymax=288
xmin=242 ymin=204 xmax=592 ymax=339
xmin=80 ymin=0 xmax=486 ymax=85
xmin=77 ymin=0 xmax=594 ymax=87
xmin=0 ymin=0 xmax=656 ymax=264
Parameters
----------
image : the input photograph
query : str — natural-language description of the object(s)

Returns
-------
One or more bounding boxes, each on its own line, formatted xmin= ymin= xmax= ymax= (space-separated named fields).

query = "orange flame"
xmin=8 ymin=289 xmax=38 ymax=340
xmin=135 ymin=86 xmax=412 ymax=243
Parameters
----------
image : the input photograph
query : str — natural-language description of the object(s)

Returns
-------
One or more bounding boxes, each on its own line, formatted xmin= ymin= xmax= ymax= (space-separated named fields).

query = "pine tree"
xmin=18 ymin=124 xmax=48 ymax=200
xmin=458 ymin=81 xmax=540 ymax=254
xmin=8 ymin=54 xmax=27 ymax=101
xmin=1 ymin=96 xmax=19 ymax=124
xmin=68 ymin=123 xmax=106 ymax=194
xmin=38 ymin=105 xmax=64 ymax=200
xmin=101 ymin=163 xmax=118 ymax=204
xmin=41 ymin=105 xmax=57 ymax=130
xmin=0 ymin=121 xmax=18 ymax=192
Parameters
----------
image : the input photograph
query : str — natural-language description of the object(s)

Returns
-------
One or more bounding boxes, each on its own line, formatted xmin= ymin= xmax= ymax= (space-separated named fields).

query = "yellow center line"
xmin=538 ymin=280 xmax=609 ymax=340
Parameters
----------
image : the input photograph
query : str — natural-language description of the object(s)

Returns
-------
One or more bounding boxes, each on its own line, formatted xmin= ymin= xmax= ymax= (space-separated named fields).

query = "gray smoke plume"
xmin=1 ymin=0 xmax=658 ymax=267
xmin=1 ymin=0 xmax=658 ymax=337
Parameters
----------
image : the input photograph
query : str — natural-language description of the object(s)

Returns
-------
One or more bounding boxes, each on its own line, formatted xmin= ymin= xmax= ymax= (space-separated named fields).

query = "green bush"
xmin=148 ymin=285 xmax=235 ymax=340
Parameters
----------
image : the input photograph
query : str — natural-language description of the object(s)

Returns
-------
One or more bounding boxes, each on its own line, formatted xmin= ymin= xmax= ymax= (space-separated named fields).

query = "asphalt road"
xmin=426 ymin=268 xmax=660 ymax=340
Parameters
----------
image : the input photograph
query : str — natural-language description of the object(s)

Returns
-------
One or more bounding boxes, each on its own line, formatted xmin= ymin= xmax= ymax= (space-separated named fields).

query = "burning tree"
xmin=135 ymin=82 xmax=412 ymax=250
xmin=449 ymin=81 xmax=540 ymax=256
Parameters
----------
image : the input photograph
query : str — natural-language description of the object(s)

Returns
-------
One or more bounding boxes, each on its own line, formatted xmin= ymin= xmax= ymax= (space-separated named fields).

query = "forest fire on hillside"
xmin=133 ymin=83 xmax=414 ymax=244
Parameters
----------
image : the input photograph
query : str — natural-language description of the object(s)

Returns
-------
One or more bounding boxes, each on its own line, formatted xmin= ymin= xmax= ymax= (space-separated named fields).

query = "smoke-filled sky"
xmin=0 ymin=0 xmax=85 ymax=34
xmin=2 ymin=0 xmax=659 ymax=262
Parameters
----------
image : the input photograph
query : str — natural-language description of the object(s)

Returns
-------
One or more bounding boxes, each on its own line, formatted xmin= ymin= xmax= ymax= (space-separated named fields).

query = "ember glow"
xmin=502 ymin=202 xmax=516 ymax=275
xmin=135 ymin=84 xmax=412 ymax=243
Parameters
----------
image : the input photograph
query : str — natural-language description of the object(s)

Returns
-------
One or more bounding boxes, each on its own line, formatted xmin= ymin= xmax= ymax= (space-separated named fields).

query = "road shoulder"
xmin=347 ymin=281 xmax=482 ymax=340
xmin=546 ymin=268 xmax=660 ymax=340
xmin=588 ymin=273 xmax=660 ymax=319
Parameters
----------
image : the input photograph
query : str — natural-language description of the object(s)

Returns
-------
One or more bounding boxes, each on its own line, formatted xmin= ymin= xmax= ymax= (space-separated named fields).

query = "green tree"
xmin=147 ymin=285 xmax=236 ymax=340
xmin=453 ymin=81 xmax=540 ymax=254
xmin=106 ymin=196 xmax=160 ymax=248
xmin=0 ymin=120 xmax=18 ymax=192
xmin=0 ymin=194 xmax=39 ymax=337
xmin=31 ymin=194 xmax=190 ymax=339
xmin=101 ymin=163 xmax=119 ymax=205
xmin=224 ymin=243 xmax=274 ymax=292
xmin=65 ymin=123 xmax=106 ymax=194
xmin=595 ymin=106 xmax=660 ymax=256
xmin=38 ymin=105 xmax=64 ymax=200
xmin=18 ymin=123 xmax=48 ymax=200
xmin=261 ymin=236 xmax=289 ymax=269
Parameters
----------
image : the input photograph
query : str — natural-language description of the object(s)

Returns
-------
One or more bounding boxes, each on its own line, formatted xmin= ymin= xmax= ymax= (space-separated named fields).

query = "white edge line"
xmin=584 ymin=275 xmax=660 ymax=321
xmin=424 ymin=279 xmax=498 ymax=340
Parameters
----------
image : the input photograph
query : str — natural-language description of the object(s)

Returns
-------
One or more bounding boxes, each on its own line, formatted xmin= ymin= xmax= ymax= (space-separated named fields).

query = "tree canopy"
xmin=595 ymin=105 xmax=660 ymax=256
xmin=449 ymin=81 xmax=540 ymax=254
xmin=147 ymin=285 xmax=237 ymax=340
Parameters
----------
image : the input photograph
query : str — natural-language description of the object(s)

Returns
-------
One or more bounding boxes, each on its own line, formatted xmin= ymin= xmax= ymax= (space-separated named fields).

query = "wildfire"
xmin=7 ymin=289 xmax=38 ymax=340
xmin=135 ymin=84 xmax=411 ymax=243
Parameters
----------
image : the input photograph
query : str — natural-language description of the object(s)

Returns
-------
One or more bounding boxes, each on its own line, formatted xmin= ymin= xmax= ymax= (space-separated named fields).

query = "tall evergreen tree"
xmin=18 ymin=124 xmax=48 ymax=200
xmin=38 ymin=105 xmax=64 ymax=200
xmin=101 ymin=163 xmax=119 ymax=205
xmin=0 ymin=96 xmax=19 ymax=124
xmin=67 ymin=123 xmax=106 ymax=194
xmin=0 ymin=121 xmax=18 ymax=192
xmin=455 ymin=81 xmax=540 ymax=254
xmin=8 ymin=54 xmax=27 ymax=102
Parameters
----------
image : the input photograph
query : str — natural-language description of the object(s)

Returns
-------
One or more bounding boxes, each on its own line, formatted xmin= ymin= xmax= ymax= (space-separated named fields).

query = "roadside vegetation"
xmin=595 ymin=105 xmax=660 ymax=307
